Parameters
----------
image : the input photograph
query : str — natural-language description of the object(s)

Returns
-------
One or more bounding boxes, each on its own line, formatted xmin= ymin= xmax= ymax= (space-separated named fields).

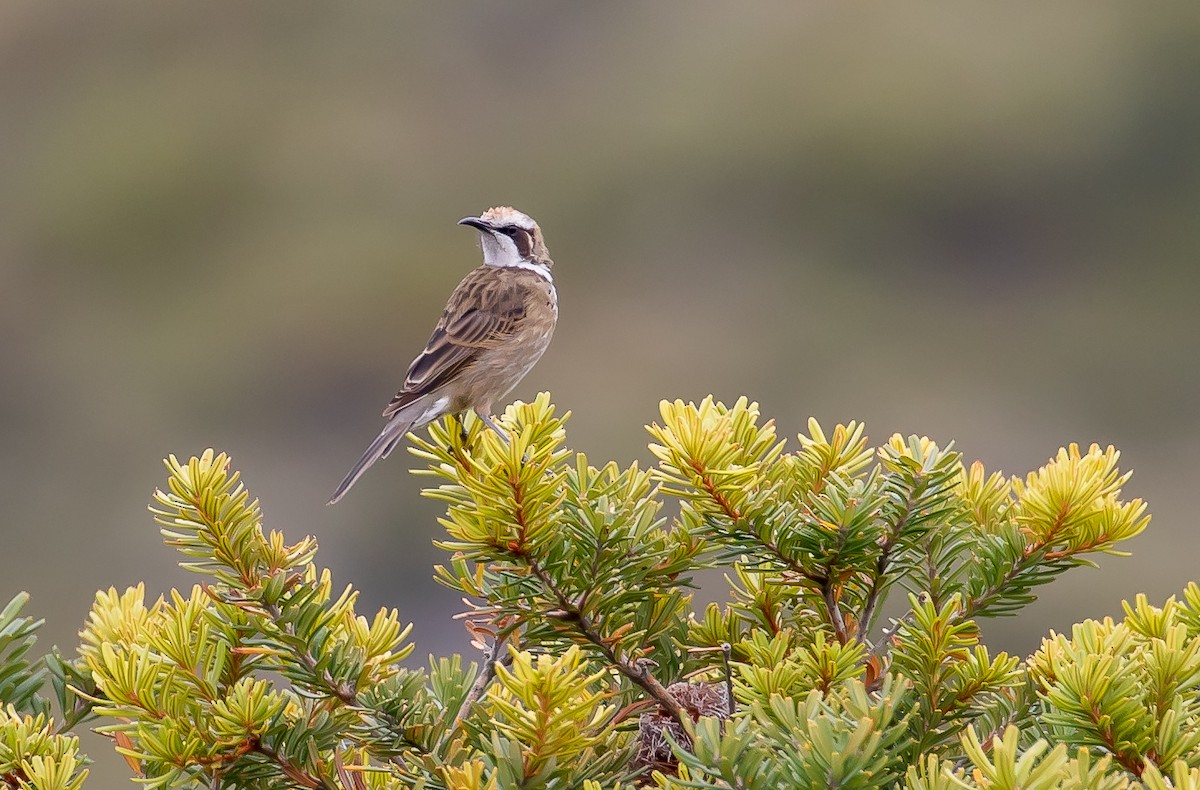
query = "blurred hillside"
xmin=2 ymin=2 xmax=1199 ymax=782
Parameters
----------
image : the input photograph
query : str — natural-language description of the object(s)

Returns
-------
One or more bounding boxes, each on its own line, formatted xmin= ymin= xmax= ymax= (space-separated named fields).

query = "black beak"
xmin=458 ymin=217 xmax=492 ymax=232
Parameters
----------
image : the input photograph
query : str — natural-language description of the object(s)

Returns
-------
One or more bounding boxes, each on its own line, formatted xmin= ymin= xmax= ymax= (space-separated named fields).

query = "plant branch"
xmin=523 ymin=556 xmax=690 ymax=729
xmin=869 ymin=615 xmax=907 ymax=662
xmin=257 ymin=601 xmax=429 ymax=759
xmin=856 ymin=486 xmax=918 ymax=643
xmin=263 ymin=602 xmax=357 ymax=707
xmin=254 ymin=741 xmax=332 ymax=790
xmin=961 ymin=548 xmax=1047 ymax=620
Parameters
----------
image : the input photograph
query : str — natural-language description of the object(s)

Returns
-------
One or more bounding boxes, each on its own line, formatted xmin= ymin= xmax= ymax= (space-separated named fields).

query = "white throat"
xmin=480 ymin=233 xmax=553 ymax=283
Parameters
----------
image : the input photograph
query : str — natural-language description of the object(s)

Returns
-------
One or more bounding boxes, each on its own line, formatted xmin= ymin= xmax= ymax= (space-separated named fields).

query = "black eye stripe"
xmin=502 ymin=226 xmax=533 ymax=257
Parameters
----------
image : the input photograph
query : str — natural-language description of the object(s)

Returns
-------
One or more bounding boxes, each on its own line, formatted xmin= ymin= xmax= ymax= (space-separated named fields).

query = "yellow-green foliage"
xmin=0 ymin=707 xmax=88 ymax=790
xmin=0 ymin=395 xmax=1186 ymax=788
xmin=447 ymin=647 xmax=619 ymax=787
xmin=1025 ymin=590 xmax=1200 ymax=778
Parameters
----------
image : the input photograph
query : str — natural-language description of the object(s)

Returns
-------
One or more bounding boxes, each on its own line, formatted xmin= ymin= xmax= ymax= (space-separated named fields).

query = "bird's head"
xmin=459 ymin=206 xmax=552 ymax=269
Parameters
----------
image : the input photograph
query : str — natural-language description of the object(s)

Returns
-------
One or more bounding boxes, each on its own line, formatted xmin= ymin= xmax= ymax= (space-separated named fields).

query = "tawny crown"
xmin=479 ymin=206 xmax=536 ymax=229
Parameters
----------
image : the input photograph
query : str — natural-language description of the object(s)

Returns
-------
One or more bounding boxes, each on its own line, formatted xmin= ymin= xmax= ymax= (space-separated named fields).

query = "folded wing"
xmin=383 ymin=270 xmax=527 ymax=418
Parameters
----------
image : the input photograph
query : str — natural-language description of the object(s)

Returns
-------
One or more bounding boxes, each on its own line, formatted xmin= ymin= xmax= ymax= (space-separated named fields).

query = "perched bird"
xmin=328 ymin=206 xmax=557 ymax=504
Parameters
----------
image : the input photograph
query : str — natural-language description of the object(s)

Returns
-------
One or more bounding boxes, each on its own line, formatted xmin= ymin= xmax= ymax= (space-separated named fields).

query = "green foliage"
xmin=0 ymin=592 xmax=95 ymax=790
xmin=0 ymin=594 xmax=50 ymax=718
xmin=0 ymin=394 xmax=1189 ymax=788
xmin=660 ymin=675 xmax=912 ymax=789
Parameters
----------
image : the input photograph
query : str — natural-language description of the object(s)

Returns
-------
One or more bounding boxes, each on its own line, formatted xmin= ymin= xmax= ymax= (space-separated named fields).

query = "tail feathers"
xmin=328 ymin=413 xmax=420 ymax=505
xmin=328 ymin=393 xmax=453 ymax=504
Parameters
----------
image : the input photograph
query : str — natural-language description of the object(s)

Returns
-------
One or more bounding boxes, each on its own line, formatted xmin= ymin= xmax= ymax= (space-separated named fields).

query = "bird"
xmin=328 ymin=206 xmax=557 ymax=504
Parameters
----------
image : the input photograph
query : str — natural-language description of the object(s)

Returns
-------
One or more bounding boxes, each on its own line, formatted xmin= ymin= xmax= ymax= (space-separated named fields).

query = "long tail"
xmin=328 ymin=397 xmax=439 ymax=504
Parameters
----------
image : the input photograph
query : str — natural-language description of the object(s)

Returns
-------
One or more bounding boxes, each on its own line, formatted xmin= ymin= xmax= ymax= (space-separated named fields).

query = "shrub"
xmin=5 ymin=394 xmax=1195 ymax=789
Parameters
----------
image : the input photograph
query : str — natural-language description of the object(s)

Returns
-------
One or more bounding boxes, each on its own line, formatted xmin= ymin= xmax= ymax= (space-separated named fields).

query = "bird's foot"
xmin=476 ymin=410 xmax=529 ymax=464
xmin=454 ymin=414 xmax=471 ymax=447
xmin=477 ymin=412 xmax=512 ymax=444
xmin=446 ymin=414 xmax=476 ymax=471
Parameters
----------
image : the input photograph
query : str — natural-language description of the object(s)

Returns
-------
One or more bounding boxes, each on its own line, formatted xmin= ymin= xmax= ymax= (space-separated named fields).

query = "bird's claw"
xmin=476 ymin=411 xmax=530 ymax=465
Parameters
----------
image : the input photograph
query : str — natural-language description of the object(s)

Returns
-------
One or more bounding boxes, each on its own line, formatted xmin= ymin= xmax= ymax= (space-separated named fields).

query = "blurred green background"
xmin=3 ymin=2 xmax=1199 ymax=782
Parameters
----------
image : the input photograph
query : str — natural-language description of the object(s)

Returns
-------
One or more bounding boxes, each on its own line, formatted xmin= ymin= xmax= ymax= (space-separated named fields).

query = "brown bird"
xmin=328 ymin=206 xmax=557 ymax=504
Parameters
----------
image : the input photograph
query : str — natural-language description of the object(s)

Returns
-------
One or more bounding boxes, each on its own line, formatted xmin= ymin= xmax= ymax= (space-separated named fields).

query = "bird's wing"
xmin=383 ymin=267 xmax=527 ymax=418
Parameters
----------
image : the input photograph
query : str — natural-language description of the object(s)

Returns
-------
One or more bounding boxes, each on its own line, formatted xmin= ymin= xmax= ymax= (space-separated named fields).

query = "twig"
xmin=821 ymin=578 xmax=850 ymax=645
xmin=961 ymin=551 xmax=1038 ymax=620
xmin=452 ymin=635 xmax=514 ymax=731
xmin=869 ymin=617 xmax=905 ymax=661
xmin=720 ymin=642 xmax=734 ymax=717
xmin=856 ymin=545 xmax=894 ymax=644
xmin=685 ymin=643 xmax=736 ymax=717
xmin=855 ymin=484 xmax=918 ymax=643
xmin=334 ymin=749 xmax=368 ymax=790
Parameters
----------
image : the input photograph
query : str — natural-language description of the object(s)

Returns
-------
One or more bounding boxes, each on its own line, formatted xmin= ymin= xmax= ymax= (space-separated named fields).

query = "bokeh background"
xmin=3 ymin=3 xmax=1199 ymax=783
